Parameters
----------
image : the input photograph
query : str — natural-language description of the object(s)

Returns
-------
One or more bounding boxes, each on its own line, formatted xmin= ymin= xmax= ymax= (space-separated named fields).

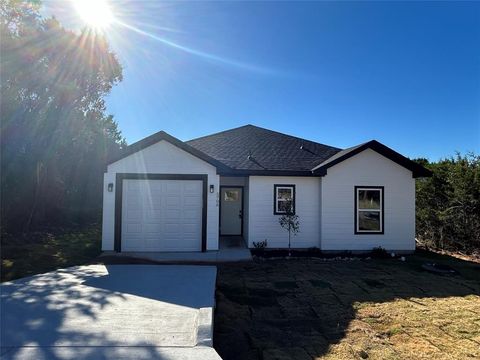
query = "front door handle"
xmin=239 ymin=210 xmax=243 ymax=219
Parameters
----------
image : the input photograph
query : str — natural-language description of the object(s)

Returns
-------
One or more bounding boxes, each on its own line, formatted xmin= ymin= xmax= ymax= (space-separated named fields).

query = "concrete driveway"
xmin=1 ymin=265 xmax=221 ymax=359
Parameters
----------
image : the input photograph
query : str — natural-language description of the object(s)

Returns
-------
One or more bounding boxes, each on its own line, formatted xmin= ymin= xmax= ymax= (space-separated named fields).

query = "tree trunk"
xmin=288 ymin=222 xmax=291 ymax=256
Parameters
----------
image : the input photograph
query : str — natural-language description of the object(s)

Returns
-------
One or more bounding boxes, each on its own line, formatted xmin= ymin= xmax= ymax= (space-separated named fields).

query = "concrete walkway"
xmin=102 ymin=236 xmax=253 ymax=264
xmin=113 ymin=247 xmax=252 ymax=263
xmin=1 ymin=265 xmax=221 ymax=360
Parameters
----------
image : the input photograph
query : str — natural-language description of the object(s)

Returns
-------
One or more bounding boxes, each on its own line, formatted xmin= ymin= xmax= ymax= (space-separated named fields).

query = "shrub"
xmin=253 ymin=239 xmax=268 ymax=249
xmin=371 ymin=246 xmax=389 ymax=259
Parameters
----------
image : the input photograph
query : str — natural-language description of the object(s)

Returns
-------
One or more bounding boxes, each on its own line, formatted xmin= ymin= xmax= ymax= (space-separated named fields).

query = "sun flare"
xmin=73 ymin=0 xmax=114 ymax=29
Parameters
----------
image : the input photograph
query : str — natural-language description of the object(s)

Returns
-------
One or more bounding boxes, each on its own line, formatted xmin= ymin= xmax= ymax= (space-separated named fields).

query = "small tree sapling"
xmin=278 ymin=206 xmax=300 ymax=256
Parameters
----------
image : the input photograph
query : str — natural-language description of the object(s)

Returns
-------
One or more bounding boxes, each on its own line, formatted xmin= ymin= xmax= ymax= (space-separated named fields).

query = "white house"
xmin=102 ymin=125 xmax=431 ymax=253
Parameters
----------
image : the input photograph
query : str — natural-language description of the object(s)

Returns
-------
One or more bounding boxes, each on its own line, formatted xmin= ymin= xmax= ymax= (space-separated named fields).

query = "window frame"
xmin=354 ymin=186 xmax=384 ymax=234
xmin=273 ymin=184 xmax=296 ymax=215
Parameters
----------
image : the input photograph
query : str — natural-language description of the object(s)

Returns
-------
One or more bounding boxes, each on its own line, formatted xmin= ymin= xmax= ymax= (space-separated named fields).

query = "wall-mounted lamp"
xmin=108 ymin=183 xmax=114 ymax=192
xmin=209 ymin=184 xmax=215 ymax=193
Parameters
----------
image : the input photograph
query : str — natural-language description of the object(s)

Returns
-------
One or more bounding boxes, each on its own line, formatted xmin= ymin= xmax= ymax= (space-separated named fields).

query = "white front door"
xmin=220 ymin=187 xmax=243 ymax=235
xmin=121 ymin=179 xmax=203 ymax=252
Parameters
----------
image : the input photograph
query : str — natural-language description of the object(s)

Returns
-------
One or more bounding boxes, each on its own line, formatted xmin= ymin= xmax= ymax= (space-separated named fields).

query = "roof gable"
xmin=107 ymin=130 xmax=230 ymax=171
xmin=311 ymin=140 xmax=432 ymax=178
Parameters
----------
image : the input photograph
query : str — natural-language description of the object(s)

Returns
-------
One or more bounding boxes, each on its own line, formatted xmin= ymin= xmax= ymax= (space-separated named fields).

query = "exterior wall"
xmin=219 ymin=177 xmax=249 ymax=243
xmin=220 ymin=177 xmax=248 ymax=187
xmin=248 ymin=176 xmax=321 ymax=248
xmin=102 ymin=140 xmax=220 ymax=251
xmin=321 ymin=148 xmax=415 ymax=251
xmin=244 ymin=177 xmax=250 ymax=242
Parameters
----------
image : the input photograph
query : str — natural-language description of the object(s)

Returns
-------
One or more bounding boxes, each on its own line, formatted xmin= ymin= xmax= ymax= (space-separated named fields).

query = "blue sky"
xmin=45 ymin=1 xmax=479 ymax=160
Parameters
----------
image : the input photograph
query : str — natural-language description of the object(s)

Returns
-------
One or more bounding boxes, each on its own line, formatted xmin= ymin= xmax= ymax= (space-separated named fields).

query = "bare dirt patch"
xmin=214 ymin=252 xmax=480 ymax=360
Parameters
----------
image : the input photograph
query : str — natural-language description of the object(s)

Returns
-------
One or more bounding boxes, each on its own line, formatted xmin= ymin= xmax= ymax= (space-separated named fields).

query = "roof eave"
xmin=107 ymin=130 xmax=232 ymax=172
xmin=217 ymin=169 xmax=317 ymax=177
xmin=311 ymin=140 xmax=432 ymax=178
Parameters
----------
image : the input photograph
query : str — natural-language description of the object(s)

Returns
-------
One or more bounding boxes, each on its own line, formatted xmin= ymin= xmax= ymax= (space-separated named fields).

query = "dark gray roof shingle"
xmin=186 ymin=125 xmax=341 ymax=172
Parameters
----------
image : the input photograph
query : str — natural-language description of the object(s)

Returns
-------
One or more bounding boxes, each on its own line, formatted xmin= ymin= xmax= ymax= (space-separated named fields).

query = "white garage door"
xmin=121 ymin=179 xmax=203 ymax=252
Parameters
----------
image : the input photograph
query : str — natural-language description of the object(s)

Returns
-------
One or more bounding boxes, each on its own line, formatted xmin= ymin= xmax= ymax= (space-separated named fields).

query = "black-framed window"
xmin=354 ymin=186 xmax=384 ymax=234
xmin=274 ymin=184 xmax=295 ymax=215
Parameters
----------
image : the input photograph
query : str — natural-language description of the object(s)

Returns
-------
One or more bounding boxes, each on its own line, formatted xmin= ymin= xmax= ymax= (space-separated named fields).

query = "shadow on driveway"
xmin=1 ymin=265 xmax=217 ymax=360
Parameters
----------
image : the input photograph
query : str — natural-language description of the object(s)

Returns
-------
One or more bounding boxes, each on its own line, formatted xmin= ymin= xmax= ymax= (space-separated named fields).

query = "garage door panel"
xmin=127 ymin=181 xmax=141 ymax=190
xmin=148 ymin=181 xmax=163 ymax=190
xmin=125 ymin=222 xmax=142 ymax=233
xmin=144 ymin=239 xmax=162 ymax=248
xmin=148 ymin=201 xmax=162 ymax=210
xmin=121 ymin=179 xmax=203 ymax=252
xmin=126 ymin=196 xmax=142 ymax=206
xmin=184 ymin=209 xmax=201 ymax=219
xmin=126 ymin=210 xmax=142 ymax=220
xmin=184 ymin=196 xmax=201 ymax=207
xmin=164 ymin=223 xmax=181 ymax=233
xmin=145 ymin=210 xmax=161 ymax=219
xmin=166 ymin=196 xmax=181 ymax=207
xmin=166 ymin=182 xmax=181 ymax=192
xmin=184 ymin=182 xmax=202 ymax=193
xmin=165 ymin=209 xmax=181 ymax=220
xmin=183 ymin=230 xmax=201 ymax=238
xmin=144 ymin=223 xmax=162 ymax=233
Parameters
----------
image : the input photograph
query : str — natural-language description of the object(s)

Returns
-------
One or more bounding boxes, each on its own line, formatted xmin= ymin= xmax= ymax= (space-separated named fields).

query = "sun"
xmin=73 ymin=0 xmax=114 ymax=29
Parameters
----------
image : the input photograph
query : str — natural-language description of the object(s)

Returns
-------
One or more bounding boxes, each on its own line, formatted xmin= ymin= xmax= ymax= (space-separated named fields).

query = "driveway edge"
xmin=196 ymin=307 xmax=214 ymax=347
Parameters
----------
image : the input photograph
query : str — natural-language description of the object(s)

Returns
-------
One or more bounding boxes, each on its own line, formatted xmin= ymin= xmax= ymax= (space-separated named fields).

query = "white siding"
xmin=102 ymin=172 xmax=116 ymax=250
xmin=248 ymin=176 xmax=321 ymax=249
xmin=321 ymin=148 xmax=415 ymax=251
xmin=102 ymin=140 xmax=219 ymax=251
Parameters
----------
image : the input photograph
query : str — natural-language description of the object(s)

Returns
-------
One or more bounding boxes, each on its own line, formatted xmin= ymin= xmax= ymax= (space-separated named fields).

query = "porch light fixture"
xmin=209 ymin=184 xmax=215 ymax=193
xmin=108 ymin=183 xmax=114 ymax=192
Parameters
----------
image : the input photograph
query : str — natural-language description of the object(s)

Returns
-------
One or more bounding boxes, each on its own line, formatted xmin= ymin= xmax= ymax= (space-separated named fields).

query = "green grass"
xmin=1 ymin=225 xmax=101 ymax=282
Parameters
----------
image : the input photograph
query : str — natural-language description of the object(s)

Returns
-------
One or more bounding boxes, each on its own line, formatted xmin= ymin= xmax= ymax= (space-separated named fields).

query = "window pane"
xmin=358 ymin=211 xmax=381 ymax=231
xmin=278 ymin=200 xmax=293 ymax=213
xmin=277 ymin=188 xmax=292 ymax=201
xmin=224 ymin=190 xmax=239 ymax=201
xmin=358 ymin=190 xmax=381 ymax=209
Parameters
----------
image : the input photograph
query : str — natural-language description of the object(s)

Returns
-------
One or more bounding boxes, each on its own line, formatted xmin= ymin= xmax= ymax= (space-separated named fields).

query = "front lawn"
xmin=214 ymin=251 xmax=480 ymax=360
xmin=1 ymin=225 xmax=102 ymax=282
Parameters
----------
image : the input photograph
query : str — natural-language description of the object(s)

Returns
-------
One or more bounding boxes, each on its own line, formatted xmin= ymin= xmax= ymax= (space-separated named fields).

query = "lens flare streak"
xmin=114 ymin=19 xmax=278 ymax=75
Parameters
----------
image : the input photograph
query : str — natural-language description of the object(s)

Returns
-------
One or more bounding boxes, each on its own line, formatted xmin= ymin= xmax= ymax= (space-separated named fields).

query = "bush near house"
xmin=415 ymin=153 xmax=480 ymax=254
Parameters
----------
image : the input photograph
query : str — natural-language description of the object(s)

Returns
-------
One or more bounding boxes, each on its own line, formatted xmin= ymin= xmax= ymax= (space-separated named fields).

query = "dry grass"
xmin=326 ymin=295 xmax=480 ymax=360
xmin=214 ymin=252 xmax=480 ymax=360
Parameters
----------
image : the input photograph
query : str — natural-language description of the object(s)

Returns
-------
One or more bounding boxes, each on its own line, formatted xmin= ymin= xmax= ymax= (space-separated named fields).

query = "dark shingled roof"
xmin=108 ymin=124 xmax=431 ymax=178
xmin=186 ymin=125 xmax=342 ymax=173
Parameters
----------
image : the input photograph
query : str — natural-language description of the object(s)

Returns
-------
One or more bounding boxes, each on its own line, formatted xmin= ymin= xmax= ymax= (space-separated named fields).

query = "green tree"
xmin=278 ymin=212 xmax=300 ymax=256
xmin=1 ymin=0 xmax=125 ymax=231
xmin=415 ymin=153 xmax=480 ymax=252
